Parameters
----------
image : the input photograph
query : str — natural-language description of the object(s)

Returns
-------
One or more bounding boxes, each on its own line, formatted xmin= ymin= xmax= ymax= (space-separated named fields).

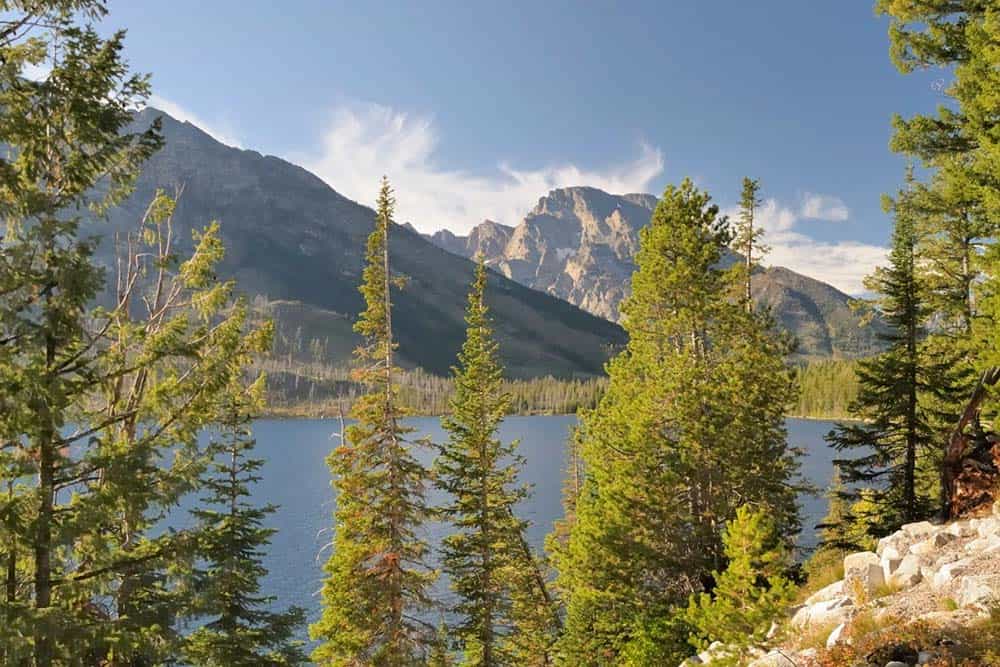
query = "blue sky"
xmin=103 ymin=1 xmax=948 ymax=294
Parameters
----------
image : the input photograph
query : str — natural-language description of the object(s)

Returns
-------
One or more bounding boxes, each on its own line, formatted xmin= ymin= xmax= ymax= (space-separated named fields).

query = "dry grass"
xmin=805 ymin=607 xmax=1000 ymax=667
xmin=795 ymin=548 xmax=847 ymax=605
xmin=787 ymin=619 xmax=841 ymax=652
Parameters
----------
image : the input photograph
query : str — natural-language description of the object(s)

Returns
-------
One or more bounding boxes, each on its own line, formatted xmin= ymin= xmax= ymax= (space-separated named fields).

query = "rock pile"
xmin=683 ymin=506 xmax=1000 ymax=666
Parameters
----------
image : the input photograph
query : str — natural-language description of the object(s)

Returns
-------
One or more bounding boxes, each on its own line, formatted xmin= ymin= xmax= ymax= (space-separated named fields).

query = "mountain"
xmin=426 ymin=186 xmax=882 ymax=359
xmin=91 ymin=109 xmax=625 ymax=378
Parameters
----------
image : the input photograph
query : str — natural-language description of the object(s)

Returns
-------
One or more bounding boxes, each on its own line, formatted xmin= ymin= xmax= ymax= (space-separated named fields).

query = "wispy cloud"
xmin=726 ymin=198 xmax=885 ymax=295
xmin=146 ymin=94 xmax=244 ymax=149
xmin=800 ymin=192 xmax=849 ymax=222
xmin=298 ymin=102 xmax=664 ymax=234
xmin=137 ymin=96 xmax=882 ymax=295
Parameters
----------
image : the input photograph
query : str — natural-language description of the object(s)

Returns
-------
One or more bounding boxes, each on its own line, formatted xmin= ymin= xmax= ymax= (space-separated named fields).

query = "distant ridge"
xmin=425 ymin=186 xmax=883 ymax=359
xmin=91 ymin=108 xmax=626 ymax=378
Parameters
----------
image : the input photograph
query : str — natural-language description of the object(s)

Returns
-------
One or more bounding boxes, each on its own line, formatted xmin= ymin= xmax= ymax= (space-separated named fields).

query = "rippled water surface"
xmin=230 ymin=416 xmax=839 ymax=638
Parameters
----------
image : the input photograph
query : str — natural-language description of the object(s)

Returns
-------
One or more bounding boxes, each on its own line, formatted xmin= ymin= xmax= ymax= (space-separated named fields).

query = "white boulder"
xmin=889 ymin=553 xmax=924 ymax=588
xmin=932 ymin=558 xmax=972 ymax=589
xmin=791 ymin=596 xmax=854 ymax=627
xmin=881 ymin=545 xmax=903 ymax=580
xmin=957 ymin=574 xmax=1000 ymax=609
xmin=804 ymin=580 xmax=844 ymax=606
xmin=844 ymin=551 xmax=885 ymax=600
xmin=825 ymin=622 xmax=847 ymax=648
xmin=901 ymin=520 xmax=937 ymax=540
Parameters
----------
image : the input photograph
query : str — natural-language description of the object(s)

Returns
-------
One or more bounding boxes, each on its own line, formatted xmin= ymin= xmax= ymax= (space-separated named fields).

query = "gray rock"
xmin=424 ymin=187 xmax=886 ymax=358
xmin=889 ymin=553 xmax=924 ymax=588
xmin=844 ymin=551 xmax=885 ymax=599
xmin=804 ymin=580 xmax=844 ymax=606
xmin=826 ymin=622 xmax=847 ymax=648
xmin=958 ymin=574 xmax=1000 ymax=608
xmin=791 ymin=595 xmax=854 ymax=627
xmin=747 ymin=650 xmax=796 ymax=667
xmin=901 ymin=520 xmax=937 ymax=540
xmin=933 ymin=559 xmax=972 ymax=589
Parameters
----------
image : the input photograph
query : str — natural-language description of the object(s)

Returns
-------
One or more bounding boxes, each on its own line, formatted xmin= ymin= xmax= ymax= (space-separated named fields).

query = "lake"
xmin=236 ymin=415 xmax=841 ymax=635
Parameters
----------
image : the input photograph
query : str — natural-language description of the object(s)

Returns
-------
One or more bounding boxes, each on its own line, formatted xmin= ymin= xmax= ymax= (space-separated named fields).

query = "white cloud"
xmin=298 ymin=102 xmax=664 ymax=235
xmin=128 ymin=95 xmax=885 ymax=296
xmin=146 ymin=94 xmax=243 ymax=149
xmin=725 ymin=197 xmax=885 ymax=295
xmin=800 ymin=192 xmax=849 ymax=221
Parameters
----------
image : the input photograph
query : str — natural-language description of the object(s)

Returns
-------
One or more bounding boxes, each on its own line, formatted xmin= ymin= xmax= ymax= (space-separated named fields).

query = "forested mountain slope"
xmin=90 ymin=109 xmax=626 ymax=378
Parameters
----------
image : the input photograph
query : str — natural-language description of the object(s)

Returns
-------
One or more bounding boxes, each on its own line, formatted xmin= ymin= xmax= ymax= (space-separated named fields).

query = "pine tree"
xmin=435 ymin=260 xmax=557 ymax=666
xmin=311 ymin=178 xmax=435 ymax=665
xmin=685 ymin=506 xmax=795 ymax=663
xmin=827 ymin=178 xmax=949 ymax=535
xmin=0 ymin=5 xmax=173 ymax=663
xmin=548 ymin=180 xmax=799 ymax=664
xmin=877 ymin=1 xmax=1000 ymax=384
xmin=878 ymin=1 xmax=1000 ymax=218
xmin=732 ymin=177 xmax=767 ymax=311
xmin=182 ymin=377 xmax=307 ymax=666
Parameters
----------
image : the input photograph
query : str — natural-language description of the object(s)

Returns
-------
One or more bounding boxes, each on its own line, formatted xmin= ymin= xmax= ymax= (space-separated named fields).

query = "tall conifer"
xmin=732 ymin=177 xmax=766 ymax=311
xmin=827 ymin=177 xmax=950 ymax=532
xmin=311 ymin=178 xmax=435 ymax=665
xmin=549 ymin=180 xmax=799 ymax=664
xmin=435 ymin=260 xmax=557 ymax=666
xmin=182 ymin=378 xmax=307 ymax=666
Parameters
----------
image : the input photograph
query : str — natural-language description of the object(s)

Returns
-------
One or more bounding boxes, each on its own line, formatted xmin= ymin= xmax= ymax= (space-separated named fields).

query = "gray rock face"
xmin=427 ymin=187 xmax=885 ymax=359
xmin=104 ymin=109 xmax=627 ymax=379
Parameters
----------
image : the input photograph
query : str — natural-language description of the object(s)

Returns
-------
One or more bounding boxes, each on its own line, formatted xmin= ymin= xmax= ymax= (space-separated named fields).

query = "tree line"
xmin=264 ymin=352 xmax=869 ymax=422
xmin=262 ymin=362 xmax=608 ymax=418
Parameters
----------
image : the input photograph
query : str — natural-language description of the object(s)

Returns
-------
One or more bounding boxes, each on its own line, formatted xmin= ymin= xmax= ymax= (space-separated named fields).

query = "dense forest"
xmin=261 ymin=359 xmax=608 ymax=417
xmin=264 ymin=358 xmax=862 ymax=420
xmin=2 ymin=2 xmax=1000 ymax=666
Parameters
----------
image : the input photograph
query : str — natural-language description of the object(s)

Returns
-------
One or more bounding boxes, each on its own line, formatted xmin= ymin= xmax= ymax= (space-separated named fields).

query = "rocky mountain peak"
xmin=425 ymin=186 xmax=884 ymax=358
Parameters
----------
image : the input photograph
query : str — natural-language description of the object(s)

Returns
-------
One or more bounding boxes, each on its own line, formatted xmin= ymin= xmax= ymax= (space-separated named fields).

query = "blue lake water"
xmin=230 ymin=415 xmax=840 ymax=637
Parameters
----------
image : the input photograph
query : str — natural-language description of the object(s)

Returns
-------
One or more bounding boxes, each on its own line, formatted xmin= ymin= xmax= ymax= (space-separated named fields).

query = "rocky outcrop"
xmin=776 ymin=510 xmax=1000 ymax=666
xmin=687 ymin=507 xmax=1000 ymax=666
xmin=426 ymin=187 xmax=885 ymax=359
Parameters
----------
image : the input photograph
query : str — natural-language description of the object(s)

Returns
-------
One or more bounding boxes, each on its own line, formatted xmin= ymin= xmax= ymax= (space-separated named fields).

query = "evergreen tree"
xmin=815 ymin=467 xmax=860 ymax=552
xmin=878 ymin=1 xmax=1000 ymax=222
xmin=182 ymin=377 xmax=307 ymax=666
xmin=0 ymin=5 xmax=178 ymax=663
xmin=878 ymin=1 xmax=1000 ymax=388
xmin=548 ymin=180 xmax=799 ymax=664
xmin=311 ymin=178 xmax=435 ymax=665
xmin=435 ymin=260 xmax=557 ymax=666
xmin=685 ymin=506 xmax=795 ymax=663
xmin=827 ymin=178 xmax=949 ymax=535
xmin=732 ymin=177 xmax=767 ymax=311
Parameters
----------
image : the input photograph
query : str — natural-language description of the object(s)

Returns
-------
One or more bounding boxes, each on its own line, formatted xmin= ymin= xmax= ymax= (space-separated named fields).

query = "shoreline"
xmin=262 ymin=409 xmax=857 ymax=422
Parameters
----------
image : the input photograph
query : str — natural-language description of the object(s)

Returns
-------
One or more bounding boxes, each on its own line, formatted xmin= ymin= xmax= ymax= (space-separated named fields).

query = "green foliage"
xmin=793 ymin=359 xmax=861 ymax=420
xmin=0 ymin=6 xmax=275 ymax=664
xmin=827 ymin=179 xmax=954 ymax=537
xmin=310 ymin=178 xmax=436 ymax=665
xmin=732 ymin=176 xmax=768 ymax=309
xmin=182 ymin=381 xmax=306 ymax=666
xmin=685 ymin=506 xmax=795 ymax=660
xmin=618 ymin=610 xmax=692 ymax=667
xmin=549 ymin=179 xmax=801 ymax=664
xmin=435 ymin=260 xmax=558 ymax=666
xmin=877 ymin=0 xmax=1000 ymax=415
